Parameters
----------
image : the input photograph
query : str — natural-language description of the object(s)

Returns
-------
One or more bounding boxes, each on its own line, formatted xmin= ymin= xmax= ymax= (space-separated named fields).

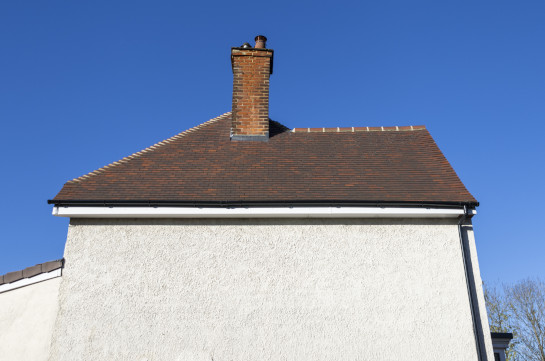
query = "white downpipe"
xmin=52 ymin=206 xmax=476 ymax=218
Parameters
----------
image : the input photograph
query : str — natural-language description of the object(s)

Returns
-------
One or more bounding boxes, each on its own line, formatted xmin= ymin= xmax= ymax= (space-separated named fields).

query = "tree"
xmin=504 ymin=279 xmax=545 ymax=361
xmin=485 ymin=279 xmax=545 ymax=361
xmin=485 ymin=284 xmax=520 ymax=361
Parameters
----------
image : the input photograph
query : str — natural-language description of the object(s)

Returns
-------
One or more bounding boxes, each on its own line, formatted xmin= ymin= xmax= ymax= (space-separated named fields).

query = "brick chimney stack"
xmin=231 ymin=35 xmax=273 ymax=141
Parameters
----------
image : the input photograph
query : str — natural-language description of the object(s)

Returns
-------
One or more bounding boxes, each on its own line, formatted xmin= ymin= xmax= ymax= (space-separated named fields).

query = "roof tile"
xmin=42 ymin=260 xmax=64 ymax=273
xmin=23 ymin=265 xmax=42 ymax=278
xmin=4 ymin=271 xmax=23 ymax=284
xmin=51 ymin=113 xmax=476 ymax=205
xmin=0 ymin=259 xmax=64 ymax=285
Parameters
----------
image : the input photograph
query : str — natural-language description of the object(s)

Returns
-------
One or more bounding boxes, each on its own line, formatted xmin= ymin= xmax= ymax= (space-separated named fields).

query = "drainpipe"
xmin=458 ymin=205 xmax=484 ymax=361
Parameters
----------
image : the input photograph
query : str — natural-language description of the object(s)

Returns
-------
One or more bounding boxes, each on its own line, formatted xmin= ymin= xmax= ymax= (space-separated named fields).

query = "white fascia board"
xmin=0 ymin=268 xmax=62 ymax=294
xmin=52 ymin=206 xmax=476 ymax=218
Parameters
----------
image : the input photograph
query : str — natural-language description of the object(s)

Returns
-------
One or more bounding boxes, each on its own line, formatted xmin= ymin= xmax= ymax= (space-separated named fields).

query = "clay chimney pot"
xmin=254 ymin=35 xmax=267 ymax=49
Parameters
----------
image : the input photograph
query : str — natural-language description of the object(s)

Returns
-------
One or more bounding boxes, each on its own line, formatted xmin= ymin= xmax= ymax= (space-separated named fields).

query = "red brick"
xmin=231 ymin=47 xmax=273 ymax=138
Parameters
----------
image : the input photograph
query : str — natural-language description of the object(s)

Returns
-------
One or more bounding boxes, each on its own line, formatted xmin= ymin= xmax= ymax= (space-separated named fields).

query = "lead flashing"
xmin=231 ymin=134 xmax=269 ymax=141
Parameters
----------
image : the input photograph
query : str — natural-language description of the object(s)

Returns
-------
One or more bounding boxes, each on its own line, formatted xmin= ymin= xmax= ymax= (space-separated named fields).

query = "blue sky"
xmin=0 ymin=0 xmax=543 ymax=283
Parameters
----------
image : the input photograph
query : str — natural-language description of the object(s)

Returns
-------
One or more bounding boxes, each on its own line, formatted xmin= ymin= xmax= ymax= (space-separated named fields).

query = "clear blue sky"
xmin=1 ymin=1 xmax=543 ymax=283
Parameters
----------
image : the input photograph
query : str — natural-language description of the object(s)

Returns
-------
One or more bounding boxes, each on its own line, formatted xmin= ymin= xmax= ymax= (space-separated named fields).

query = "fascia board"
xmin=0 ymin=268 xmax=62 ymax=294
xmin=52 ymin=206 xmax=476 ymax=218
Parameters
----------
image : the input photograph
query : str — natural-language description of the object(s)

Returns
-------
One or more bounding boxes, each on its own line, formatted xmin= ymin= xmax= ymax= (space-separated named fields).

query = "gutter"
xmin=48 ymin=199 xmax=479 ymax=208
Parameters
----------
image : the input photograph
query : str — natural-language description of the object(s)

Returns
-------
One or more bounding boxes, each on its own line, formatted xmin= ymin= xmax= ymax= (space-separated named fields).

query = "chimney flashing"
xmin=230 ymin=134 xmax=270 ymax=142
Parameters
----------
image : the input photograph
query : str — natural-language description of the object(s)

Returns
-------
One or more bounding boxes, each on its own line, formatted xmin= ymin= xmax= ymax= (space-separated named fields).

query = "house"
xmin=0 ymin=260 xmax=63 ymax=360
xmin=1 ymin=35 xmax=498 ymax=360
xmin=491 ymin=332 xmax=514 ymax=361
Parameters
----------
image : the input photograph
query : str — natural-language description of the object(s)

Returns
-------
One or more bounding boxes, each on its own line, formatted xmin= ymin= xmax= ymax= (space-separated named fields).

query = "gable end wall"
xmin=49 ymin=218 xmax=494 ymax=361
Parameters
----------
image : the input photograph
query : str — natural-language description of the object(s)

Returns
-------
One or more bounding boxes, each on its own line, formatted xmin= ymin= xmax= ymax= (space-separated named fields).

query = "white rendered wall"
xmin=465 ymin=223 xmax=495 ymax=359
xmin=0 ymin=277 xmax=61 ymax=361
xmin=49 ymin=218 xmax=493 ymax=361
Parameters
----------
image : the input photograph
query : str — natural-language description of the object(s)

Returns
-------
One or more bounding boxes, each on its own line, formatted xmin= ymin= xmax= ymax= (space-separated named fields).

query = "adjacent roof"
xmin=50 ymin=112 xmax=477 ymax=207
xmin=0 ymin=259 xmax=64 ymax=286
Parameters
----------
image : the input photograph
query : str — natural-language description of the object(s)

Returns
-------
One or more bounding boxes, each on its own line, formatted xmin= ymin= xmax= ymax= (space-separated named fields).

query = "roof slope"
xmin=51 ymin=112 xmax=477 ymax=206
xmin=1 ymin=259 xmax=64 ymax=285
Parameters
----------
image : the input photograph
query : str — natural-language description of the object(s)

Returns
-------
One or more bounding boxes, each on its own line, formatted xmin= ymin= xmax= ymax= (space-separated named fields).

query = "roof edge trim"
xmin=0 ymin=268 xmax=62 ymax=294
xmin=490 ymin=333 xmax=514 ymax=340
xmin=65 ymin=112 xmax=232 ymax=184
xmin=52 ymin=206 xmax=477 ymax=219
xmin=48 ymin=199 xmax=479 ymax=208
xmin=292 ymin=125 xmax=427 ymax=133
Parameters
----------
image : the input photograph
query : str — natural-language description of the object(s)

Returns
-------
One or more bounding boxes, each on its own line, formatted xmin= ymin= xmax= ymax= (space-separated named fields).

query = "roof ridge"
xmin=291 ymin=125 xmax=426 ymax=133
xmin=67 ymin=112 xmax=231 ymax=184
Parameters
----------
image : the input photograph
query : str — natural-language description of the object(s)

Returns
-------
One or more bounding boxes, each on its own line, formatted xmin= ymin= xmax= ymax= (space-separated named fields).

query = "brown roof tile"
xmin=42 ymin=260 xmax=63 ymax=273
xmin=0 ymin=259 xmax=64 ymax=285
xmin=22 ymin=265 xmax=42 ymax=278
xmin=51 ymin=113 xmax=477 ymax=206
xmin=4 ymin=271 xmax=23 ymax=284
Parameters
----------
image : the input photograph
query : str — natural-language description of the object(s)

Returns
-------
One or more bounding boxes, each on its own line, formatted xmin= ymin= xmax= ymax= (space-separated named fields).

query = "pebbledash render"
xmin=1 ymin=35 xmax=496 ymax=360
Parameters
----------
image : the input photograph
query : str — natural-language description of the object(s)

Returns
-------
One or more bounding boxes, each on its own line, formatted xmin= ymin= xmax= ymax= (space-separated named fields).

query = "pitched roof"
xmin=50 ymin=112 xmax=477 ymax=206
xmin=0 ymin=259 xmax=64 ymax=286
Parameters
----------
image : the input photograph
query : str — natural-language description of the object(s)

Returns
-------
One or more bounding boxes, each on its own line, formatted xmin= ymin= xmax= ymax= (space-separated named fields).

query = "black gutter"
xmin=491 ymin=333 xmax=514 ymax=340
xmin=48 ymin=199 xmax=479 ymax=208
xmin=458 ymin=205 xmax=486 ymax=361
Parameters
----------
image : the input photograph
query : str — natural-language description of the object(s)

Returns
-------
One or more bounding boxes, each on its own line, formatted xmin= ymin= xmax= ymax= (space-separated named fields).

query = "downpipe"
xmin=458 ymin=205 xmax=484 ymax=361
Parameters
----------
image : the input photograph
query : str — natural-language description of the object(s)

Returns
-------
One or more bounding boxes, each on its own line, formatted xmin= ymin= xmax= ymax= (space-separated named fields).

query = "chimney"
xmin=231 ymin=35 xmax=274 ymax=141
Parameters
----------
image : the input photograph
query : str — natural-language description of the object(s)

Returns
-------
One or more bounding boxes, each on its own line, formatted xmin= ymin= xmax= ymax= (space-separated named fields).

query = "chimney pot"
xmin=254 ymin=35 xmax=267 ymax=49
